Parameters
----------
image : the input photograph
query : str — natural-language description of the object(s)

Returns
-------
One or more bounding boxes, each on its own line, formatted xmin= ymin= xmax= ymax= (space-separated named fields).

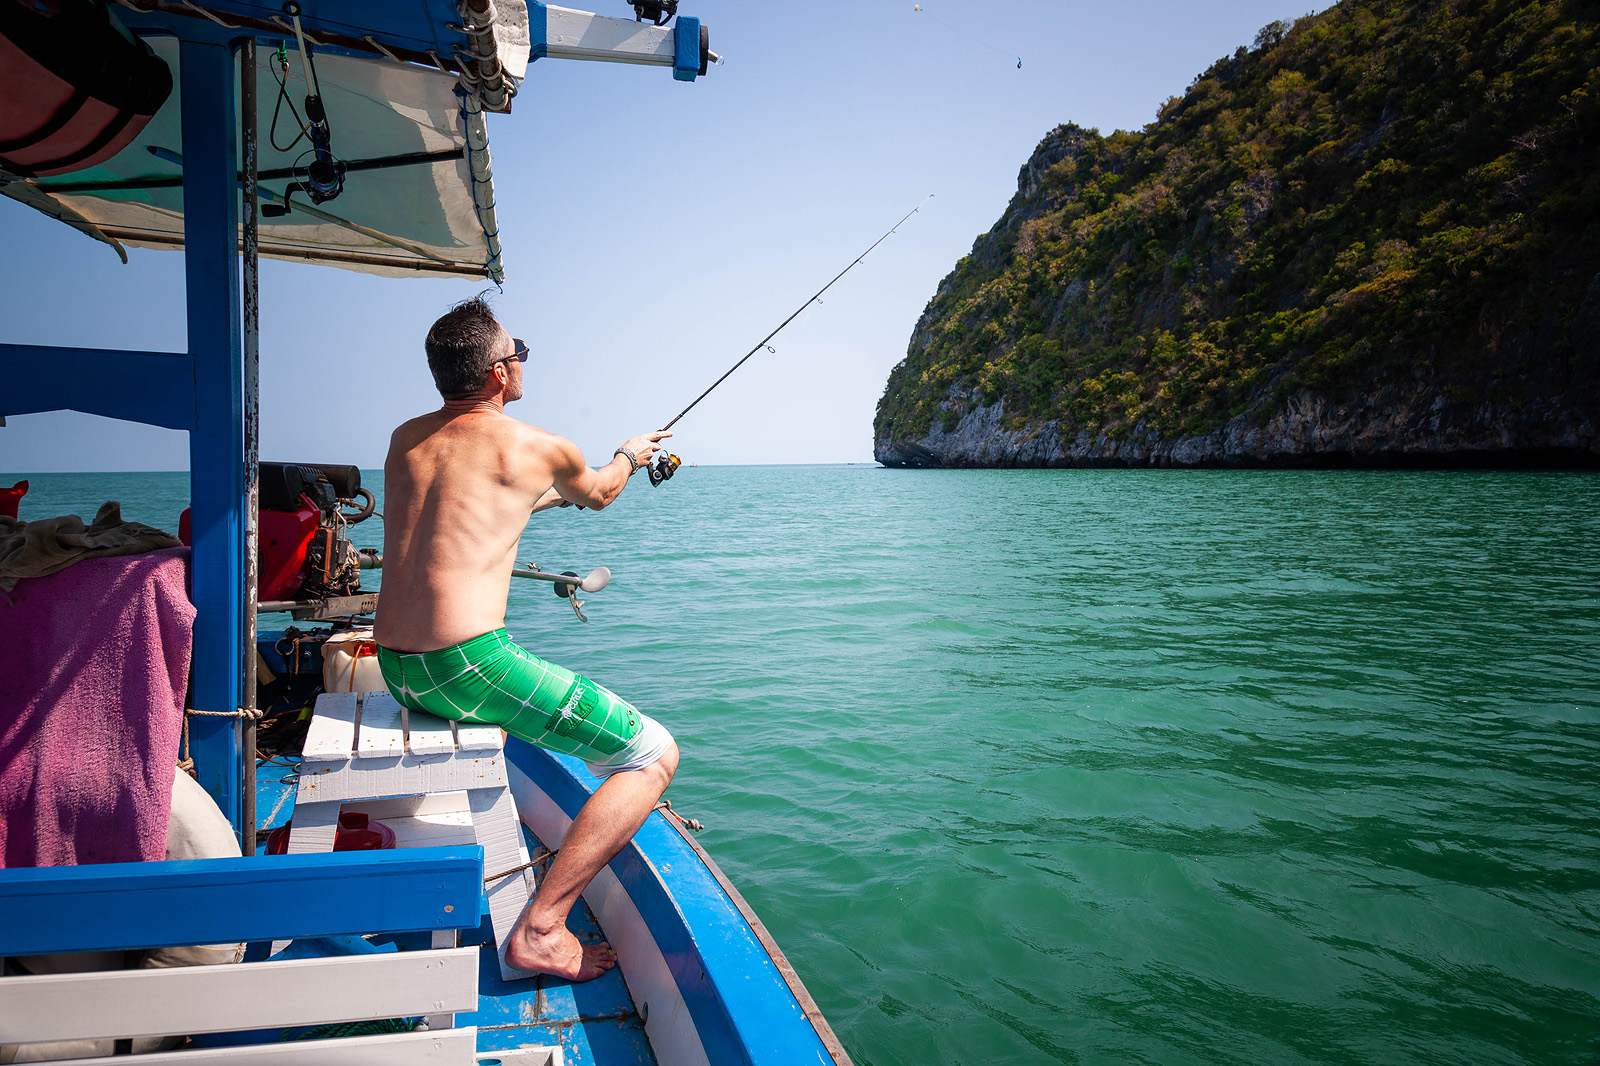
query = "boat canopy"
xmin=20 ymin=40 xmax=507 ymax=279
xmin=1 ymin=1 xmax=709 ymax=283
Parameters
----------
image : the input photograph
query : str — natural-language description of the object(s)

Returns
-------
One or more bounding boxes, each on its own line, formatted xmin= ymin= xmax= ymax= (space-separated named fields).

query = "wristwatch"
xmin=614 ymin=447 xmax=639 ymax=474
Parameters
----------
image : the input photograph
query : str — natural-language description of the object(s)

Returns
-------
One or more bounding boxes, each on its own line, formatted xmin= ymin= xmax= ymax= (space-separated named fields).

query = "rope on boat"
xmin=484 ymin=847 xmax=553 ymax=884
xmin=361 ymin=35 xmax=405 ymax=65
xmin=455 ymin=0 xmax=518 ymax=110
xmin=480 ymin=802 xmax=705 ymax=884
xmin=178 ymin=706 xmax=265 ymax=775
xmin=176 ymin=0 xmax=236 ymax=29
xmin=457 ymin=93 xmax=504 ymax=283
xmin=655 ymin=799 xmax=704 ymax=832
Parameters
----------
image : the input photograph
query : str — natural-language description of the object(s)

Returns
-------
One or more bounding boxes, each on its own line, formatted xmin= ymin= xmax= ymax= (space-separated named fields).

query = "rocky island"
xmin=875 ymin=0 xmax=1599 ymax=468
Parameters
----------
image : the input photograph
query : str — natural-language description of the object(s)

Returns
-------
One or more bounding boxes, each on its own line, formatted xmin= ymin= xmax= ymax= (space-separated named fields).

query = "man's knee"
xmin=636 ymin=742 xmax=678 ymax=793
xmin=656 ymin=741 xmax=680 ymax=785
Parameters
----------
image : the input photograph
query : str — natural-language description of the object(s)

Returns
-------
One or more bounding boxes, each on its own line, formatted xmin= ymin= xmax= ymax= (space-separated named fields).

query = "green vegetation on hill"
xmin=875 ymin=0 xmax=1600 ymax=450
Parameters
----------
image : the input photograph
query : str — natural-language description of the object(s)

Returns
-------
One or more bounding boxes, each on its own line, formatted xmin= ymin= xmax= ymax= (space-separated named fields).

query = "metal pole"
xmin=180 ymin=35 xmax=244 ymax=830
xmin=240 ymin=37 xmax=260 ymax=856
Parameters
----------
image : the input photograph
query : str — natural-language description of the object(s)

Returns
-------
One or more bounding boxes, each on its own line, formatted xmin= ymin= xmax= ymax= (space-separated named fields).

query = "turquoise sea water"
xmin=9 ymin=466 xmax=1599 ymax=1066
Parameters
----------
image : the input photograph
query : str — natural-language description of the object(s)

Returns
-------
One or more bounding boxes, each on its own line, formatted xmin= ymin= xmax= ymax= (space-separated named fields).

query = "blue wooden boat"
xmin=0 ymin=4 xmax=853 ymax=1063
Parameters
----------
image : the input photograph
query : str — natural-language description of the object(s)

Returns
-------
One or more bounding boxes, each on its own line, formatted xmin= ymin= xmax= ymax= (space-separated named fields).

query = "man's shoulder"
xmin=516 ymin=421 xmax=566 ymax=445
xmin=390 ymin=411 xmax=445 ymax=445
xmin=518 ymin=422 xmax=582 ymax=463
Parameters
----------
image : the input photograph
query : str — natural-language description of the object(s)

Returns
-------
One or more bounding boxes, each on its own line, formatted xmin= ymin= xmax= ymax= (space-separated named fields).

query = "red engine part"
xmin=179 ymin=494 xmax=320 ymax=602
xmin=0 ymin=480 xmax=27 ymax=520
xmin=0 ymin=0 xmax=173 ymax=177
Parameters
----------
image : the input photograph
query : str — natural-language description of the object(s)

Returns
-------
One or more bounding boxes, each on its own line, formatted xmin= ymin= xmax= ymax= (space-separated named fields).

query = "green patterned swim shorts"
xmin=377 ymin=629 xmax=672 ymax=775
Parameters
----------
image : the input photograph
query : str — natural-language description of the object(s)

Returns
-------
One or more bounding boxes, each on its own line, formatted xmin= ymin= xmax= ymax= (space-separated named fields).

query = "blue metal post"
xmin=674 ymin=16 xmax=701 ymax=81
xmin=179 ymin=36 xmax=245 ymax=833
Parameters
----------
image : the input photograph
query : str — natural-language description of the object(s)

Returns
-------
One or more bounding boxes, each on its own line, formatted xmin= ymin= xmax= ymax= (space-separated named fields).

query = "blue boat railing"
xmin=509 ymin=742 xmax=848 ymax=1066
xmin=0 ymin=845 xmax=483 ymax=957
xmin=0 ymin=847 xmax=485 ymax=1059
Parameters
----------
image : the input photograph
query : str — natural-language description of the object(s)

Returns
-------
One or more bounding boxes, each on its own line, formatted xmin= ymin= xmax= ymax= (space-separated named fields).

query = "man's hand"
xmin=549 ymin=430 xmax=673 ymax=511
xmin=617 ymin=430 xmax=672 ymax=472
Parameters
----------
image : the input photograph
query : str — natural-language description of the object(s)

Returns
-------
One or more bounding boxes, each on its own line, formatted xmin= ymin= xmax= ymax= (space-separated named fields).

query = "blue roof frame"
xmin=119 ymin=0 xmax=472 ymax=65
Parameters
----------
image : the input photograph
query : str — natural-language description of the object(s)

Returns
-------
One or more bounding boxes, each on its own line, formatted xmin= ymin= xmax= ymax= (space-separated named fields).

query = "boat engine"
xmin=179 ymin=462 xmax=376 ymax=603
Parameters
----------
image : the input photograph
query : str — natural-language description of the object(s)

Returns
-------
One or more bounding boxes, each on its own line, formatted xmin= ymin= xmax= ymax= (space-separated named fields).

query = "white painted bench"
xmin=0 ymin=948 xmax=479 ymax=1064
xmin=288 ymin=690 xmax=535 ymax=981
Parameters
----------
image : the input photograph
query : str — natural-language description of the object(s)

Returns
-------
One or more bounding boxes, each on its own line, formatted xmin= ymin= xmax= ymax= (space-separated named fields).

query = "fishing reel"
xmin=629 ymin=0 xmax=677 ymax=25
xmin=648 ymin=453 xmax=681 ymax=486
xmin=300 ymin=99 xmax=345 ymax=204
xmin=262 ymin=3 xmax=345 ymax=217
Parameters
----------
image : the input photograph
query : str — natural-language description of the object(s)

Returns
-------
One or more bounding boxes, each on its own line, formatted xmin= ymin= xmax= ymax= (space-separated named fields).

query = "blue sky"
xmin=1 ymin=0 xmax=1317 ymax=472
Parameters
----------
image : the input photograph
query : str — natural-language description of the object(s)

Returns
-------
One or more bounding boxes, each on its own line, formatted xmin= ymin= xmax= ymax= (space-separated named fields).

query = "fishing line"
xmin=659 ymin=194 xmax=934 ymax=435
xmin=913 ymin=4 xmax=1023 ymax=68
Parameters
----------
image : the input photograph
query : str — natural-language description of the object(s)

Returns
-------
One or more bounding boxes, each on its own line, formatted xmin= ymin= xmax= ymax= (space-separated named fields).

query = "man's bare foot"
xmin=505 ymin=924 xmax=617 ymax=982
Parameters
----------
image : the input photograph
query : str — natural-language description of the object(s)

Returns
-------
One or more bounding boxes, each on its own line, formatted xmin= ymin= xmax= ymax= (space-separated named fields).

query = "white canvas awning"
xmin=11 ymin=38 xmax=503 ymax=281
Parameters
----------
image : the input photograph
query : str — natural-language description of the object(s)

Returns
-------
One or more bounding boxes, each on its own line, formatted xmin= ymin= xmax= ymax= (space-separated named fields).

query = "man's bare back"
xmin=374 ymin=337 xmax=666 ymax=653
xmin=376 ymin=407 xmax=560 ymax=652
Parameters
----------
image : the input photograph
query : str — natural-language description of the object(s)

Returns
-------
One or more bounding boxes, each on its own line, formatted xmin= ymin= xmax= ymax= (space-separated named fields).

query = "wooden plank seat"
xmin=1 ymin=949 xmax=478 ymax=1044
xmin=0 ymin=848 xmax=486 ymax=1064
xmin=289 ymin=691 xmax=534 ymax=981
xmin=25 ymin=1030 xmax=480 ymax=1066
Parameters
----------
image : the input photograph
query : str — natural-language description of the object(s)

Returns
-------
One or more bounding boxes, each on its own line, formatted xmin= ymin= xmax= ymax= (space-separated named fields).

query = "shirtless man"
xmin=374 ymin=297 xmax=676 ymax=982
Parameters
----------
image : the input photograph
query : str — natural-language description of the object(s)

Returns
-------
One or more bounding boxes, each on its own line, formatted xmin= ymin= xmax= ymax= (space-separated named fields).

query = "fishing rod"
xmin=643 ymin=194 xmax=934 ymax=486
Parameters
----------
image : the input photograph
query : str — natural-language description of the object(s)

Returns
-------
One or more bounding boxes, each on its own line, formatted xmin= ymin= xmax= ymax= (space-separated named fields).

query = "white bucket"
xmin=322 ymin=627 xmax=385 ymax=694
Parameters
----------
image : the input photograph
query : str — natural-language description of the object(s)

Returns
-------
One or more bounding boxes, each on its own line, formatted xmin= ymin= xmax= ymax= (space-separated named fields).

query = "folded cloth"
xmin=0 ymin=501 xmax=182 ymax=592
xmin=0 ymin=547 xmax=193 ymax=867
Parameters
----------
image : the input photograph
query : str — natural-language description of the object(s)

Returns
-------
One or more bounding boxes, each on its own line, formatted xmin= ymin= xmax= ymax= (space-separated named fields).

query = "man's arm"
xmin=531 ymin=486 xmax=571 ymax=514
xmin=548 ymin=430 xmax=671 ymax=511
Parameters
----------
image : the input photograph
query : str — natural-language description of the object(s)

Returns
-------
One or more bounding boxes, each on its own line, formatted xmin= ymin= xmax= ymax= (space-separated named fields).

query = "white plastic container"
xmin=322 ymin=627 xmax=385 ymax=694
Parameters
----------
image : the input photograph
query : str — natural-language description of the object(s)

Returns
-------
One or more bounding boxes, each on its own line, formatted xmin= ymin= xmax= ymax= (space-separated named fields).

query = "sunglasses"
xmin=500 ymin=338 xmax=529 ymax=365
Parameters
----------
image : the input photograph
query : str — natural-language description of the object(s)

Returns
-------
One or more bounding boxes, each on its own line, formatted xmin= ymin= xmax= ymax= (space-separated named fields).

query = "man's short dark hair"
xmin=425 ymin=297 xmax=504 ymax=398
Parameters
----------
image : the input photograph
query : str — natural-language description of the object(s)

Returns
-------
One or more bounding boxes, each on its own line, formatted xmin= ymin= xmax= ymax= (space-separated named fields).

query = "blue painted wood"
xmin=673 ymin=16 xmax=700 ymax=81
xmin=527 ymin=0 xmax=547 ymax=61
xmin=119 ymin=0 xmax=471 ymax=58
xmin=0 ymin=847 xmax=483 ymax=956
xmin=0 ymin=345 xmax=196 ymax=432
xmin=179 ymin=36 xmax=246 ymax=834
xmin=507 ymin=741 xmax=835 ymax=1066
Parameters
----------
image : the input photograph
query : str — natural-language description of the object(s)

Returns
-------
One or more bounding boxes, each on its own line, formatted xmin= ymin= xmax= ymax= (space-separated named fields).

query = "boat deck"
xmin=255 ymin=756 xmax=655 ymax=1065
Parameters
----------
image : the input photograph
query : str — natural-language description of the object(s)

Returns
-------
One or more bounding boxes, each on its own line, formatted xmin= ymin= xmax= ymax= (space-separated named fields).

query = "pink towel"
xmin=0 ymin=547 xmax=194 ymax=867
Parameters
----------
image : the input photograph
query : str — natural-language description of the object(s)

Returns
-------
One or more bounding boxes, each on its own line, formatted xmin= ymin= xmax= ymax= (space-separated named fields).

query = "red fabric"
xmin=0 ymin=547 xmax=193 ymax=867
xmin=0 ymin=38 xmax=76 ymax=143
xmin=0 ymin=37 xmax=156 ymax=176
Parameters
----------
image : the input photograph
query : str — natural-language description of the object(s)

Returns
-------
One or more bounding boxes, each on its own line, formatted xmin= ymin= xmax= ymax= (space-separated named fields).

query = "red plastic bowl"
xmin=265 ymin=811 xmax=396 ymax=855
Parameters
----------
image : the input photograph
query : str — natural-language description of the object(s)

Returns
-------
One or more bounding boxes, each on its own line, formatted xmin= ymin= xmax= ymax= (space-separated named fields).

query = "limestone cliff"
xmin=874 ymin=0 xmax=1600 ymax=468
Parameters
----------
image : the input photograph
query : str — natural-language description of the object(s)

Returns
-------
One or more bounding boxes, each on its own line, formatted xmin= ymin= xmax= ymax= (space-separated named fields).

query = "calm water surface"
xmin=11 ymin=466 xmax=1599 ymax=1066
